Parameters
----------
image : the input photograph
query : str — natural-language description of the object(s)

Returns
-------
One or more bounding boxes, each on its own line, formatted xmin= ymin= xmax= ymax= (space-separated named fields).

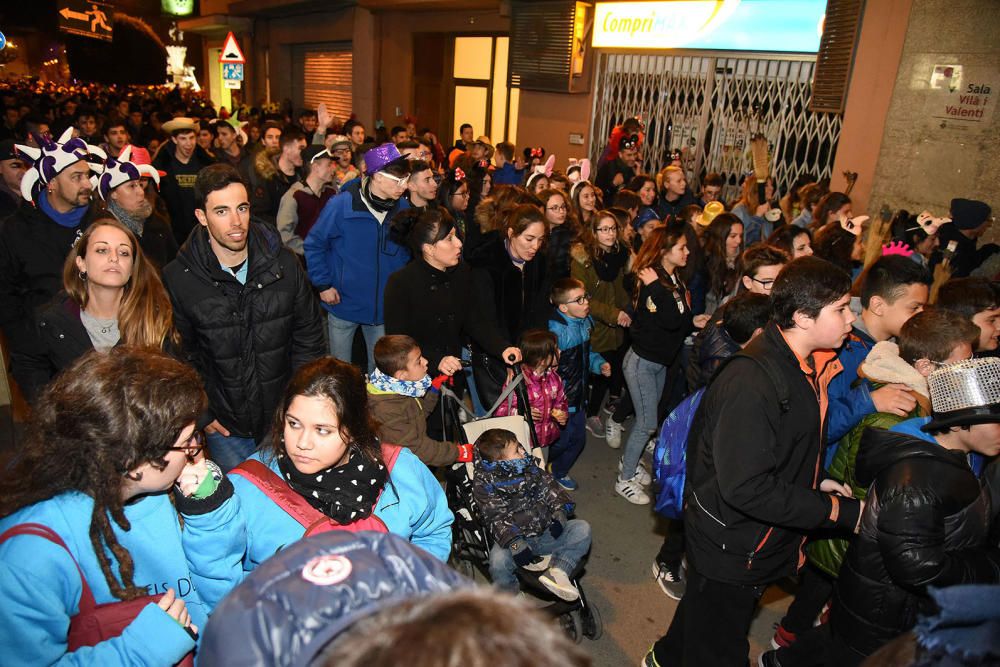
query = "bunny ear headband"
xmin=570 ymin=177 xmax=593 ymax=201
xmin=838 ymin=214 xmax=869 ymax=236
xmin=566 ymin=158 xmax=592 ymax=184
xmin=908 ymin=210 xmax=952 ymax=236
xmin=94 ymin=145 xmax=161 ymax=201
xmin=17 ymin=126 xmax=106 ymax=202
xmin=536 ymin=154 xmax=556 ymax=178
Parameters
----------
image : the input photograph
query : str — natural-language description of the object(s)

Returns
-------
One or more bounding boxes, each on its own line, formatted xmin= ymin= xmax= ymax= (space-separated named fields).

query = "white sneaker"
xmin=619 ymin=459 xmax=652 ymax=486
xmin=645 ymin=437 xmax=657 ymax=456
xmin=605 ymin=418 xmax=624 ymax=449
xmin=538 ymin=567 xmax=580 ymax=601
xmin=615 ymin=476 xmax=651 ymax=505
xmin=521 ymin=554 xmax=552 ymax=572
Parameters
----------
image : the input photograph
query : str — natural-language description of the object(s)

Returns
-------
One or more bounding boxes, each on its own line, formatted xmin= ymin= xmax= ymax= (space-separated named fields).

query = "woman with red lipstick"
xmin=12 ymin=216 xmax=178 ymax=402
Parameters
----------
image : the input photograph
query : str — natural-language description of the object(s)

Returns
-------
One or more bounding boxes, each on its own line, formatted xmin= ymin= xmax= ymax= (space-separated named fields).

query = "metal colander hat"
xmin=922 ymin=357 xmax=1000 ymax=432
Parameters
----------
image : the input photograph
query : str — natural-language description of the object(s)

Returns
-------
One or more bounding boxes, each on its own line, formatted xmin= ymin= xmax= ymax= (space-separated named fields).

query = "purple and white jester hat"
xmin=16 ymin=126 xmax=106 ymax=202
xmin=95 ymin=146 xmax=161 ymax=201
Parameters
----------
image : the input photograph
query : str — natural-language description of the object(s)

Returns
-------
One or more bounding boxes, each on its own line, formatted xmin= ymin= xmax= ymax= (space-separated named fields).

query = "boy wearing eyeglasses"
xmin=547 ymin=278 xmax=611 ymax=490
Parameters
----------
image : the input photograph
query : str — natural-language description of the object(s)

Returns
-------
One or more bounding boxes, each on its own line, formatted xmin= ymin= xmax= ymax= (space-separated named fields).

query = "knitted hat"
xmin=922 ymin=357 xmax=1000 ymax=432
xmin=632 ymin=206 xmax=660 ymax=232
xmin=96 ymin=146 xmax=161 ymax=200
xmin=16 ymin=126 xmax=106 ymax=202
xmin=950 ymin=198 xmax=991 ymax=231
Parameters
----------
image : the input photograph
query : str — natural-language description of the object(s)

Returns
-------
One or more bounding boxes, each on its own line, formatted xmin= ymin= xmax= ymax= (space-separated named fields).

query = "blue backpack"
xmin=653 ymin=351 xmax=790 ymax=519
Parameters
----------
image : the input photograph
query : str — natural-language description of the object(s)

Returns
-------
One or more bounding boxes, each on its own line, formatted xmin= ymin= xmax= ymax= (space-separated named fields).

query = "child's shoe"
xmin=538 ymin=567 xmax=580 ymax=601
xmin=585 ymin=415 xmax=605 ymax=438
xmin=556 ymin=475 xmax=578 ymax=491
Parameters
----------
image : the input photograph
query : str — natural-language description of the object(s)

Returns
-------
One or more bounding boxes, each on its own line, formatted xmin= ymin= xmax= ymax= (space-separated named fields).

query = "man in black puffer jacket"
xmin=823 ymin=357 xmax=1000 ymax=665
xmin=163 ymin=164 xmax=324 ymax=472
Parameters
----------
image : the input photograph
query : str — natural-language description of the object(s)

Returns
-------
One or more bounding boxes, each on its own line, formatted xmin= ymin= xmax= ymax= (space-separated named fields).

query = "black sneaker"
xmin=652 ymin=560 xmax=685 ymax=600
xmin=758 ymin=649 xmax=783 ymax=667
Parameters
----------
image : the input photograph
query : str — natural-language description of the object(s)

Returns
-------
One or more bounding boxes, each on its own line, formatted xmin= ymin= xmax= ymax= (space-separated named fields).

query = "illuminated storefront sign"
xmin=592 ymin=0 xmax=826 ymax=53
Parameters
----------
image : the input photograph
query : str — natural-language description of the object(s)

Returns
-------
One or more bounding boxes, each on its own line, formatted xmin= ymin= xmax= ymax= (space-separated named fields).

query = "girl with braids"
xmin=185 ymin=357 xmax=453 ymax=608
xmin=0 ymin=348 xmax=237 ymax=665
xmin=12 ymin=216 xmax=179 ymax=403
xmin=616 ymin=223 xmax=708 ymax=506
xmin=700 ymin=212 xmax=745 ymax=315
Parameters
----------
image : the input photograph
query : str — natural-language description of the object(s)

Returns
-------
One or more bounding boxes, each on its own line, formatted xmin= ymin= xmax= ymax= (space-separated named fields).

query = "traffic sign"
xmin=223 ymin=63 xmax=244 ymax=81
xmin=219 ymin=32 xmax=246 ymax=64
xmin=58 ymin=0 xmax=114 ymax=42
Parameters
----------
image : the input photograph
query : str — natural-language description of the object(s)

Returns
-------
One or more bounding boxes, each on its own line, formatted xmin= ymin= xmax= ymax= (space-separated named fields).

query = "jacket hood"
xmin=176 ymin=220 xmax=282 ymax=282
xmin=200 ymin=531 xmax=471 ymax=667
xmin=859 ymin=341 xmax=930 ymax=404
xmin=855 ymin=425 xmax=969 ymax=488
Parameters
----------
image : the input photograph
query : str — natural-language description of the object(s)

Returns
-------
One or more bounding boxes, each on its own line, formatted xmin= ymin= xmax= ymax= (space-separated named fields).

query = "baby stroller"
xmin=439 ymin=366 xmax=603 ymax=643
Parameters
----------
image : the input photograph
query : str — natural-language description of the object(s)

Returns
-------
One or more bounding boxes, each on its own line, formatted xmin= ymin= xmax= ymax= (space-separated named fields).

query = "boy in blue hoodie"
xmin=547 ymin=278 xmax=611 ymax=490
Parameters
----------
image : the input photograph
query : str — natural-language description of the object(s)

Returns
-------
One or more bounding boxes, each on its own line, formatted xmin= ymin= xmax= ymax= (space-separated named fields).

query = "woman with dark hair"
xmin=701 ymin=213 xmax=745 ymax=315
xmin=467 ymin=203 xmax=550 ymax=405
xmin=540 ymin=187 xmax=580 ymax=280
xmin=385 ymin=207 xmax=518 ymax=382
xmin=12 ymin=216 xmax=179 ymax=403
xmin=436 ymin=167 xmax=471 ymax=236
xmin=188 ymin=357 xmax=453 ymax=608
xmin=890 ymin=210 xmax=939 ymax=268
xmin=0 ymin=349 xmax=223 ymax=664
xmin=626 ymin=173 xmax=658 ymax=211
xmin=570 ymin=179 xmax=599 ymax=229
xmin=814 ymin=219 xmax=863 ymax=274
xmin=767 ymin=224 xmax=814 ymax=259
xmin=810 ymin=191 xmax=853 ymax=232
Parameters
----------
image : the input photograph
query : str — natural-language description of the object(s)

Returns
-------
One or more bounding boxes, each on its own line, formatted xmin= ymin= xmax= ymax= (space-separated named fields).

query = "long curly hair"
xmin=0 ymin=349 xmax=206 ymax=600
xmin=64 ymin=217 xmax=179 ymax=349
xmin=267 ymin=357 xmax=383 ymax=467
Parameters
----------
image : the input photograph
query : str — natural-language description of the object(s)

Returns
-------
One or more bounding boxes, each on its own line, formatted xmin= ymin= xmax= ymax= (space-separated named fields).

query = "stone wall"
xmin=867 ymin=0 xmax=1000 ymax=233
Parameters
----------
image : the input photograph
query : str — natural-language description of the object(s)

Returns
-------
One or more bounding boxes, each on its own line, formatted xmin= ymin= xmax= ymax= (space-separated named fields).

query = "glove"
xmin=456 ymin=443 xmax=474 ymax=463
xmin=510 ymin=538 xmax=535 ymax=568
xmin=430 ymin=374 xmax=451 ymax=393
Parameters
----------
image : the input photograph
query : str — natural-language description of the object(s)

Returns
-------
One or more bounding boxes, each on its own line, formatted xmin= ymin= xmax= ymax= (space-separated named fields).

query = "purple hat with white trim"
xmin=364 ymin=142 xmax=407 ymax=174
xmin=96 ymin=146 xmax=161 ymax=201
xmin=16 ymin=126 xmax=106 ymax=202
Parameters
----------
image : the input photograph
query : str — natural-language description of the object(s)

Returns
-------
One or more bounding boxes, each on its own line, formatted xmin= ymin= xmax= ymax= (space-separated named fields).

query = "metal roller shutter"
xmin=292 ymin=43 xmax=353 ymax=122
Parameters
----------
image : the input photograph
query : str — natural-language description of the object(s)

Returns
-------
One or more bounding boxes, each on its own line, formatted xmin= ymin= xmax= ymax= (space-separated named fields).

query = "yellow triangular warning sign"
xmin=219 ymin=32 xmax=246 ymax=64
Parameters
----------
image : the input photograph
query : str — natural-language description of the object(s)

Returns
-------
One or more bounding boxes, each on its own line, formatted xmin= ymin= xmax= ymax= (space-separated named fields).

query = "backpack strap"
xmin=709 ymin=351 xmax=791 ymax=414
xmin=230 ymin=460 xmax=329 ymax=531
xmin=0 ymin=523 xmax=97 ymax=613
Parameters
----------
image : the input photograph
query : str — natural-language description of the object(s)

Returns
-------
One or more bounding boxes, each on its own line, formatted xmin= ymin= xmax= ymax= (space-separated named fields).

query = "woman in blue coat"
xmin=180 ymin=357 xmax=453 ymax=610
xmin=0 ymin=349 xmax=241 ymax=666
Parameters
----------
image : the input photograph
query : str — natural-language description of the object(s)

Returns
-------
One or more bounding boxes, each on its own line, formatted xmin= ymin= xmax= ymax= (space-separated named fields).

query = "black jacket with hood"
xmin=163 ymin=222 xmax=325 ymax=439
xmin=832 ymin=426 xmax=1000 ymax=658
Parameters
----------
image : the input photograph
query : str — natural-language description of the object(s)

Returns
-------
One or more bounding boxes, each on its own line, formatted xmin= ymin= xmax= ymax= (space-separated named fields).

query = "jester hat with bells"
xmin=16 ymin=127 xmax=106 ymax=203
xmin=95 ymin=145 xmax=161 ymax=201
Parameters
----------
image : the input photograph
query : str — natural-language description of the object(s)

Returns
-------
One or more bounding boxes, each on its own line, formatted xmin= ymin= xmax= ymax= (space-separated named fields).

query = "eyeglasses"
xmin=547 ymin=204 xmax=567 ymax=212
xmin=455 ymin=190 xmax=471 ymax=198
xmin=595 ymin=226 xmax=617 ymax=233
xmin=751 ymin=277 xmax=776 ymax=289
xmin=377 ymin=171 xmax=410 ymax=187
xmin=169 ymin=430 xmax=205 ymax=458
xmin=562 ymin=293 xmax=592 ymax=305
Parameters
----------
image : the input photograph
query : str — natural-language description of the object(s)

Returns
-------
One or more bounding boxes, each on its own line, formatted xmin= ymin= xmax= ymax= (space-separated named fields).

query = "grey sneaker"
xmin=585 ymin=415 xmax=605 ymax=438
xmin=538 ymin=567 xmax=580 ymax=601
xmin=605 ymin=418 xmax=624 ymax=449
xmin=652 ymin=560 xmax=686 ymax=600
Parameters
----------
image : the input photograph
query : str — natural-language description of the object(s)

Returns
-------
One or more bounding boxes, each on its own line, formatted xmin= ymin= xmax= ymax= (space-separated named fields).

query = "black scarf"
xmin=593 ymin=243 xmax=629 ymax=282
xmin=277 ymin=446 xmax=387 ymax=524
xmin=361 ymin=176 xmax=397 ymax=213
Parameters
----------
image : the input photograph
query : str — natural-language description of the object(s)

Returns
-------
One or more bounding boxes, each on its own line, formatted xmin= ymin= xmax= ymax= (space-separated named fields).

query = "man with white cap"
xmin=304 ymin=143 xmax=411 ymax=372
xmin=0 ymin=127 xmax=105 ymax=360
xmin=97 ymin=145 xmax=177 ymax=270
xmin=152 ymin=116 xmax=216 ymax=245
xmin=801 ymin=357 xmax=1000 ymax=666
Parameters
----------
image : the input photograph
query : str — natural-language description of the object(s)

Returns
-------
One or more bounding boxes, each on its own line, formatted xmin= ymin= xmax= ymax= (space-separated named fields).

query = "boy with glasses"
xmin=547 ymin=278 xmax=612 ymax=490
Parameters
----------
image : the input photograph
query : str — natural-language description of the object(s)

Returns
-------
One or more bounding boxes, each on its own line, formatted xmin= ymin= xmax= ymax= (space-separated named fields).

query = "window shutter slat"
xmin=509 ymin=0 xmax=575 ymax=92
xmin=810 ymin=0 xmax=865 ymax=114
xmin=301 ymin=48 xmax=353 ymax=124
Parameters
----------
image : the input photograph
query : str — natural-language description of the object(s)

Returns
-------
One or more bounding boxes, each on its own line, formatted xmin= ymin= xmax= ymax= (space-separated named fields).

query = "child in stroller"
xmin=472 ymin=428 xmax=592 ymax=601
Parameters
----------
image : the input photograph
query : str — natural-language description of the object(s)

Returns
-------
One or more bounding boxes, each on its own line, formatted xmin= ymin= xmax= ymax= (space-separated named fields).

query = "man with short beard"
xmin=153 ymin=117 xmax=216 ymax=244
xmin=247 ymin=127 xmax=306 ymax=227
xmin=595 ymin=134 xmax=639 ymax=206
xmin=98 ymin=146 xmax=178 ymax=270
xmin=0 ymin=140 xmax=26 ymax=220
xmin=0 ymin=128 xmax=103 ymax=361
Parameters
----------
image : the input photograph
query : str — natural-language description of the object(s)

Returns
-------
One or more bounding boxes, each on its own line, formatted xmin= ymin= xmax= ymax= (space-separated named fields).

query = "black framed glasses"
xmin=751 ymin=277 xmax=776 ymax=290
xmin=563 ymin=293 xmax=592 ymax=305
xmin=169 ymin=430 xmax=205 ymax=458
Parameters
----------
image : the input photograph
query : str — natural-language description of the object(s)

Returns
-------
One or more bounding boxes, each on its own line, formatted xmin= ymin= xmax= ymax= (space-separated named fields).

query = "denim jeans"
xmin=327 ymin=312 xmax=383 ymax=373
xmin=621 ymin=348 xmax=666 ymax=481
xmin=205 ymin=431 xmax=258 ymax=473
xmin=548 ymin=410 xmax=586 ymax=479
xmin=488 ymin=519 xmax=592 ymax=592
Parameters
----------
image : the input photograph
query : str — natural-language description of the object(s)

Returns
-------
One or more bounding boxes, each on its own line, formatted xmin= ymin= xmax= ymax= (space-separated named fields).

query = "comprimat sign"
xmin=58 ymin=0 xmax=114 ymax=42
xmin=592 ymin=0 xmax=825 ymax=53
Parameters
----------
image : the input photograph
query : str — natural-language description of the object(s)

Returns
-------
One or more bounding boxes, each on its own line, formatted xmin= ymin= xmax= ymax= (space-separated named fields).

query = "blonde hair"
xmin=64 ymin=217 xmax=179 ymax=349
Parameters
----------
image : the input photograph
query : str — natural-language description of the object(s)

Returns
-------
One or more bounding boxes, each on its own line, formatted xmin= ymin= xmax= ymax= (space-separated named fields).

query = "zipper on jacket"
xmin=746 ymin=526 xmax=774 ymax=570
xmin=691 ymin=490 xmax=726 ymax=527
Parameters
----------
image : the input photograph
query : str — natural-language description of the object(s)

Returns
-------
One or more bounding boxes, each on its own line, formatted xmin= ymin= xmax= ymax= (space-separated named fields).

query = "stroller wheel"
xmin=559 ymin=609 xmax=583 ymax=644
xmin=581 ymin=599 xmax=603 ymax=640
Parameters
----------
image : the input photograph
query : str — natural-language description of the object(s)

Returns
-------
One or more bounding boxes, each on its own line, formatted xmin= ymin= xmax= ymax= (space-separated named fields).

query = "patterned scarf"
xmin=277 ymin=446 xmax=387 ymax=524
xmin=368 ymin=367 xmax=432 ymax=398
xmin=106 ymin=199 xmax=146 ymax=237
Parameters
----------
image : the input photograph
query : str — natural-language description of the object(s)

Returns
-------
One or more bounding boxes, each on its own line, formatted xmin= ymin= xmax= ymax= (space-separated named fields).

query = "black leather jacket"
xmin=832 ymin=427 xmax=1000 ymax=658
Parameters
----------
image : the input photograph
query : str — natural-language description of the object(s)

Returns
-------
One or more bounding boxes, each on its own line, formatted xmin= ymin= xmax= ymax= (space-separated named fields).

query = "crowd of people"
xmin=0 ymin=78 xmax=998 ymax=667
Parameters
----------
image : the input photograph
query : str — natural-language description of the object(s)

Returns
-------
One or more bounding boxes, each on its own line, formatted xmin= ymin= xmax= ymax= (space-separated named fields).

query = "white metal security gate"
xmin=590 ymin=53 xmax=842 ymax=203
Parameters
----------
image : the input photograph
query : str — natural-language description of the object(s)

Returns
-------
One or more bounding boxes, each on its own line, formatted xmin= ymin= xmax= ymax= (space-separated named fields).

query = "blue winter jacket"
xmin=0 ymin=489 xmax=242 ymax=666
xmin=825 ymin=323 xmax=876 ymax=468
xmin=549 ymin=310 xmax=607 ymax=412
xmin=196 ymin=447 xmax=453 ymax=610
xmin=492 ymin=163 xmax=525 ymax=186
xmin=303 ymin=180 xmax=410 ymax=325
